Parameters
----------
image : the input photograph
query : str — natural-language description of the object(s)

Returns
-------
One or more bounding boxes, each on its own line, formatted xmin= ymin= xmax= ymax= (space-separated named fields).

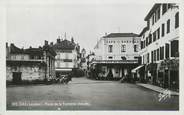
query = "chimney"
xmin=6 ymin=42 xmax=8 ymax=47
xmin=45 ymin=40 xmax=48 ymax=45
xmin=57 ymin=38 xmax=61 ymax=43
xmin=105 ymin=33 xmax=107 ymax=36
xmin=50 ymin=42 xmax=53 ymax=46
xmin=10 ymin=43 xmax=14 ymax=46
xmin=71 ymin=37 xmax=74 ymax=43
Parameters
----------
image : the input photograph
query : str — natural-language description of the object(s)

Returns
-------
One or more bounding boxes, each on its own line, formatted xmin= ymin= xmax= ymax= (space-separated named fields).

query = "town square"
xmin=6 ymin=2 xmax=179 ymax=111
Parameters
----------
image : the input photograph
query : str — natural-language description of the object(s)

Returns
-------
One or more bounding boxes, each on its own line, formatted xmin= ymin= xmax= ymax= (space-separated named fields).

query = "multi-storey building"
xmin=52 ymin=38 xmax=80 ymax=77
xmin=139 ymin=3 xmax=179 ymax=90
xmin=93 ymin=33 xmax=141 ymax=80
xmin=6 ymin=41 xmax=56 ymax=84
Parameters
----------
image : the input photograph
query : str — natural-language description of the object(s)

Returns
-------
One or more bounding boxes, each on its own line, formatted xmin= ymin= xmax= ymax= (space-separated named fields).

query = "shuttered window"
xmin=171 ymin=40 xmax=179 ymax=57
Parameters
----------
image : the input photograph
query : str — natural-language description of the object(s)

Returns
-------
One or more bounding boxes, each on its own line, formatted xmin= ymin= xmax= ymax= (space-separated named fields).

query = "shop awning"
xmin=131 ymin=65 xmax=144 ymax=73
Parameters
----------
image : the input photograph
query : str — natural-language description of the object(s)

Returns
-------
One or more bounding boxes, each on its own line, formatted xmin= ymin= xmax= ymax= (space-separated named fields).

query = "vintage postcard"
xmin=0 ymin=0 xmax=183 ymax=115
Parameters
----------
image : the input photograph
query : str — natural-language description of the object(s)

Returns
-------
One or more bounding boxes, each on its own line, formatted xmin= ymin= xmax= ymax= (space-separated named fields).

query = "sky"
xmin=6 ymin=1 xmax=154 ymax=53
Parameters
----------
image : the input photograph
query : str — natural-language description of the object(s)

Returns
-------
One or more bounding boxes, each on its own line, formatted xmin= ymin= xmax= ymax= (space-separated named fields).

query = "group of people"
xmin=55 ymin=73 xmax=72 ymax=84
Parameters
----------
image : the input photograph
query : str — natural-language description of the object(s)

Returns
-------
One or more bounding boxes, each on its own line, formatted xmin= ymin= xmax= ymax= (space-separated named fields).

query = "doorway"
xmin=12 ymin=72 xmax=22 ymax=84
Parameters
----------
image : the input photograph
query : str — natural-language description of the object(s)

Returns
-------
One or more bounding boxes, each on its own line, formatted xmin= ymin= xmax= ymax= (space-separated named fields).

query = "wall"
xmin=94 ymin=36 xmax=141 ymax=61
xmin=55 ymin=49 xmax=78 ymax=69
xmin=6 ymin=64 xmax=46 ymax=82
xmin=10 ymin=54 xmax=29 ymax=60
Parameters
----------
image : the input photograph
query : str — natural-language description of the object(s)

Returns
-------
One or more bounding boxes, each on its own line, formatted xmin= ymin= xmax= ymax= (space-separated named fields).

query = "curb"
xmin=136 ymin=83 xmax=179 ymax=96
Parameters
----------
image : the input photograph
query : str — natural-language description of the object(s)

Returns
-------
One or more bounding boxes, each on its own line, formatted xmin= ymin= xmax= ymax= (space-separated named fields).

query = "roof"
xmin=139 ymin=27 xmax=148 ymax=37
xmin=53 ymin=39 xmax=76 ymax=50
xmin=9 ymin=43 xmax=56 ymax=56
xmin=9 ymin=43 xmax=43 ymax=56
xmin=144 ymin=4 xmax=161 ymax=21
xmin=43 ymin=45 xmax=56 ymax=56
xmin=24 ymin=48 xmax=43 ymax=56
xmin=103 ymin=33 xmax=139 ymax=38
xmin=10 ymin=44 xmax=25 ymax=54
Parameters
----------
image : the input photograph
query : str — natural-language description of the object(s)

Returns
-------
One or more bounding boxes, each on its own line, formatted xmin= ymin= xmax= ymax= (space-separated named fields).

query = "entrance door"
xmin=12 ymin=72 xmax=22 ymax=84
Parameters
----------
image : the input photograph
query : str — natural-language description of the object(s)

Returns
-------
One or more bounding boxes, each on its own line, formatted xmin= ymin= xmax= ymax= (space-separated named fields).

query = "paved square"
xmin=7 ymin=77 xmax=179 ymax=110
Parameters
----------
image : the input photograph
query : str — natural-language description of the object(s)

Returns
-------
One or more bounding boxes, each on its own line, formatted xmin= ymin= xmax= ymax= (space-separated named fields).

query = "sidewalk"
xmin=136 ymin=83 xmax=179 ymax=96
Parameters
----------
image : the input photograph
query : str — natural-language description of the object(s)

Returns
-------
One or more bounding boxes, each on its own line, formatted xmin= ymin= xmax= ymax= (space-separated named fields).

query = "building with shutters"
xmin=139 ymin=3 xmax=179 ymax=90
xmin=52 ymin=37 xmax=80 ymax=77
xmin=93 ymin=33 xmax=141 ymax=80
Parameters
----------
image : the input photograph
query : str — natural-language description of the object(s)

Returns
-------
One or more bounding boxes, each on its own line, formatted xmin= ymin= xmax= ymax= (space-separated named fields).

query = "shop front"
xmin=91 ymin=60 xmax=139 ymax=80
xmin=159 ymin=59 xmax=179 ymax=91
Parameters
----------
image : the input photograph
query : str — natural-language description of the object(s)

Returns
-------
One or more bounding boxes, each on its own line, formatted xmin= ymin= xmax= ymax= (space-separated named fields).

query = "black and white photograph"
xmin=1 ymin=0 xmax=183 ymax=114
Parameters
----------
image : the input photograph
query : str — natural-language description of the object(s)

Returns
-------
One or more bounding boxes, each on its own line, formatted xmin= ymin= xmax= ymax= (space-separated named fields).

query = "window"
xmin=147 ymin=53 xmax=150 ymax=63
xmin=121 ymin=45 xmax=126 ymax=52
xmin=21 ymin=55 xmax=24 ymax=60
xmin=151 ymin=51 xmax=153 ymax=63
xmin=146 ymin=37 xmax=148 ymax=46
xmin=108 ymin=56 xmax=113 ymax=59
xmin=153 ymin=31 xmax=156 ymax=42
xmin=13 ymin=55 xmax=16 ymax=60
xmin=149 ymin=34 xmax=152 ymax=44
xmin=157 ymin=48 xmax=159 ymax=61
xmin=65 ymin=53 xmax=69 ymax=59
xmin=171 ymin=40 xmax=179 ymax=57
xmin=157 ymin=28 xmax=160 ymax=39
xmin=162 ymin=23 xmax=165 ymax=37
xmin=57 ymin=53 xmax=60 ymax=59
xmin=108 ymin=45 xmax=113 ymax=53
xmin=175 ymin=12 xmax=179 ymax=28
xmin=65 ymin=62 xmax=69 ymax=67
xmin=152 ymin=14 xmax=155 ymax=25
xmin=63 ymin=59 xmax=72 ymax=62
xmin=168 ymin=4 xmax=172 ymax=9
xmin=167 ymin=19 xmax=170 ymax=33
xmin=165 ymin=43 xmax=169 ymax=58
xmin=57 ymin=61 xmax=60 ymax=67
xmin=157 ymin=7 xmax=160 ymax=21
xmin=154 ymin=50 xmax=157 ymax=62
xmin=160 ymin=46 xmax=164 ymax=60
xmin=30 ymin=55 xmax=34 ymax=59
xmin=141 ymin=41 xmax=144 ymax=49
xmin=121 ymin=56 xmax=126 ymax=60
xmin=162 ymin=4 xmax=167 ymax=15
xmin=134 ymin=45 xmax=138 ymax=52
xmin=147 ymin=20 xmax=150 ymax=29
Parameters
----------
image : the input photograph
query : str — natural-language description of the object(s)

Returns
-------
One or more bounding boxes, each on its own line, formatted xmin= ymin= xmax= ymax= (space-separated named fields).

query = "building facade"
xmin=52 ymin=38 xmax=80 ymax=77
xmin=93 ymin=33 xmax=141 ymax=80
xmin=80 ymin=48 xmax=87 ymax=71
xmin=139 ymin=3 xmax=179 ymax=90
xmin=6 ymin=41 xmax=56 ymax=84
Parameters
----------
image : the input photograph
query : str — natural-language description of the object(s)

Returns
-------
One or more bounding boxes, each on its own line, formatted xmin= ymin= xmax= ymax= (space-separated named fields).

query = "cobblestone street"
xmin=7 ymin=77 xmax=179 ymax=110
